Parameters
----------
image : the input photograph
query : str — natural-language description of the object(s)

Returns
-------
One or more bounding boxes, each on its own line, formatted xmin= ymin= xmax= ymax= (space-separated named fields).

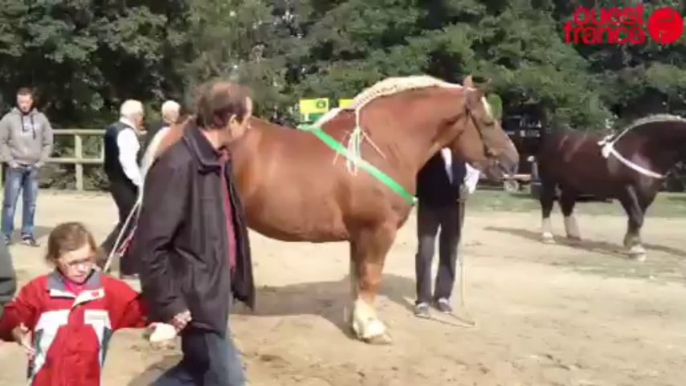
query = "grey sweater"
xmin=0 ymin=240 xmax=16 ymax=318
xmin=0 ymin=107 xmax=53 ymax=167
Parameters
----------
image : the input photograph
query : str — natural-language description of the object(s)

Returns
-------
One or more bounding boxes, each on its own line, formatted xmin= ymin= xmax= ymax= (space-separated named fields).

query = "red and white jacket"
xmin=0 ymin=270 xmax=150 ymax=386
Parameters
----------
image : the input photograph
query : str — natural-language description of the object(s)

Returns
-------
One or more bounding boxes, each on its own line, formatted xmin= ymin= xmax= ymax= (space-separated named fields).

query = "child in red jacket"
xmin=0 ymin=221 xmax=163 ymax=386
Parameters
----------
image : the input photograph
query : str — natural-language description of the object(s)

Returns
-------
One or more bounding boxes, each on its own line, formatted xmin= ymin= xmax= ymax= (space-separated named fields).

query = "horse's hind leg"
xmin=618 ymin=187 xmax=650 ymax=261
xmin=539 ymin=179 xmax=557 ymax=243
xmin=349 ymin=222 xmax=396 ymax=345
xmin=559 ymin=189 xmax=581 ymax=242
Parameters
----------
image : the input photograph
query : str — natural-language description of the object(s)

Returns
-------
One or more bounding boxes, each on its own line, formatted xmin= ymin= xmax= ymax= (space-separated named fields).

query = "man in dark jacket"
xmin=130 ymin=81 xmax=254 ymax=386
xmin=414 ymin=149 xmax=477 ymax=318
xmin=0 ymin=237 xmax=16 ymax=318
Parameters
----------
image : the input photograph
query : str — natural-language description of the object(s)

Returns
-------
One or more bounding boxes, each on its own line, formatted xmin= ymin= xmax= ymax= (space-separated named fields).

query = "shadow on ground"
xmin=127 ymin=355 xmax=179 ymax=386
xmin=234 ymin=273 xmax=417 ymax=332
xmin=129 ymin=274 xmax=417 ymax=385
xmin=6 ymin=225 xmax=52 ymax=243
xmin=485 ymin=226 xmax=686 ymax=258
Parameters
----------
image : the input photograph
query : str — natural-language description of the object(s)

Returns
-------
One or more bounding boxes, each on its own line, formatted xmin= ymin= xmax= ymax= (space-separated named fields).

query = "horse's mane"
xmin=620 ymin=113 xmax=686 ymax=133
xmin=313 ymin=75 xmax=464 ymax=127
xmin=348 ymin=75 xmax=462 ymax=110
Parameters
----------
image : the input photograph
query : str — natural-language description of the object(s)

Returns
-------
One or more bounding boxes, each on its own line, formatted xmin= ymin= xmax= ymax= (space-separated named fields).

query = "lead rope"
xmin=103 ymin=198 xmax=140 ymax=273
xmin=332 ymin=107 xmax=387 ymax=173
xmin=454 ymin=198 xmax=477 ymax=328
xmin=455 ymin=236 xmax=477 ymax=328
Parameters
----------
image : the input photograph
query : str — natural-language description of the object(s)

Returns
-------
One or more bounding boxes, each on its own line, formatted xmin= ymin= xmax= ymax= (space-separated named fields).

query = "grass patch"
xmin=466 ymin=190 xmax=686 ymax=218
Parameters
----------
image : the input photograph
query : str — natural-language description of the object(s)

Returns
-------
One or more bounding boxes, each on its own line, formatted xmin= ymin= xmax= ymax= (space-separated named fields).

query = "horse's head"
xmin=447 ymin=76 xmax=519 ymax=180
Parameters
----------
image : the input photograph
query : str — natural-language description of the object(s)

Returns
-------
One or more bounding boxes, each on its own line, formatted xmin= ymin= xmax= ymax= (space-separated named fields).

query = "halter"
xmin=597 ymin=128 xmax=664 ymax=179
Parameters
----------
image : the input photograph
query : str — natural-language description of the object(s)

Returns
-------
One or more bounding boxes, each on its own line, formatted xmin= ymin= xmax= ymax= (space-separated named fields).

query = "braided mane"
xmin=347 ymin=75 xmax=462 ymax=110
xmin=621 ymin=113 xmax=686 ymax=132
xmin=313 ymin=75 xmax=464 ymax=127
xmin=600 ymin=113 xmax=686 ymax=146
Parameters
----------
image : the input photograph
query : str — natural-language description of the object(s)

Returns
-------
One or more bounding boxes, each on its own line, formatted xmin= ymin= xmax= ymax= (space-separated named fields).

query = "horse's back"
xmin=537 ymin=129 xmax=614 ymax=190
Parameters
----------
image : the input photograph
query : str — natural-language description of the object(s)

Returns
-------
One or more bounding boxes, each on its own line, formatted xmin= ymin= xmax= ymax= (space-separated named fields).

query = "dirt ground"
xmin=1 ymin=191 xmax=685 ymax=386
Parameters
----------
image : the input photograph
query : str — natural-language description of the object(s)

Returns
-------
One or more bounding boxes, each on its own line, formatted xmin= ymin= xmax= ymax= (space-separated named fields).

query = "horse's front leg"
xmin=618 ymin=187 xmax=648 ymax=261
xmin=560 ymin=189 xmax=581 ymax=242
xmin=539 ymin=179 xmax=557 ymax=243
xmin=349 ymin=222 xmax=396 ymax=345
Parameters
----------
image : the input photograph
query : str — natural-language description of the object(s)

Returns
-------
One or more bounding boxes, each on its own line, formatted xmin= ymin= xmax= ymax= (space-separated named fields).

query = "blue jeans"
xmin=1 ymin=165 xmax=39 ymax=240
xmin=153 ymin=327 xmax=246 ymax=386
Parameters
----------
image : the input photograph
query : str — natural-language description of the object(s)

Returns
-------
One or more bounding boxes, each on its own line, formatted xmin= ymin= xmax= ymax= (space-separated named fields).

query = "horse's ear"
xmin=481 ymin=79 xmax=493 ymax=93
xmin=465 ymin=86 xmax=483 ymax=109
xmin=463 ymin=75 xmax=474 ymax=88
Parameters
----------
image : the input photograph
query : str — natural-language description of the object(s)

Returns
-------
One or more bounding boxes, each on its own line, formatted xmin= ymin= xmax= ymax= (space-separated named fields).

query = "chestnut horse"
xmin=138 ymin=75 xmax=519 ymax=344
xmin=536 ymin=114 xmax=686 ymax=261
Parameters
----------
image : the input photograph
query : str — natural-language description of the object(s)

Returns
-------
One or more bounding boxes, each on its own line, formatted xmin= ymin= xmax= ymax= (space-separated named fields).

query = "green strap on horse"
xmin=299 ymin=123 xmax=416 ymax=206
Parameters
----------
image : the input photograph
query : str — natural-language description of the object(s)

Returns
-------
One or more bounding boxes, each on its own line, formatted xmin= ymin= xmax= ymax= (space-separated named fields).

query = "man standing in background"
xmin=142 ymin=100 xmax=180 ymax=154
xmin=140 ymin=100 xmax=180 ymax=178
xmin=0 ymin=87 xmax=53 ymax=247
xmin=413 ymin=148 xmax=479 ymax=318
xmin=101 ymin=99 xmax=144 ymax=279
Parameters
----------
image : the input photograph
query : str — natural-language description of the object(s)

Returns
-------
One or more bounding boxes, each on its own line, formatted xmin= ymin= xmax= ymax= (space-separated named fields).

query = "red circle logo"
xmin=648 ymin=8 xmax=684 ymax=44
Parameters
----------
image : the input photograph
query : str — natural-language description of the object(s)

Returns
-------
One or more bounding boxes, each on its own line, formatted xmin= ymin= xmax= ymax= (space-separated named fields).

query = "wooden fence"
xmin=0 ymin=129 xmax=106 ymax=191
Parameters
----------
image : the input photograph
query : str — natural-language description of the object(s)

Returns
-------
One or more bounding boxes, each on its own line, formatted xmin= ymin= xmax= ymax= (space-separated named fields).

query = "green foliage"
xmin=1 ymin=0 xmax=685 ymax=189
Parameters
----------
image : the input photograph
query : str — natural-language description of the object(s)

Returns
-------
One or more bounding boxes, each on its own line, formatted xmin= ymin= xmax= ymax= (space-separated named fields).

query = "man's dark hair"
xmin=194 ymin=81 xmax=251 ymax=130
xmin=16 ymin=87 xmax=33 ymax=97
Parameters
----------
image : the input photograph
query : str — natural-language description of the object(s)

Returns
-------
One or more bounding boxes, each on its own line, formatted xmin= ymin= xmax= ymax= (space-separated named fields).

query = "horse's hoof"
xmin=566 ymin=235 xmax=582 ymax=244
xmin=628 ymin=245 xmax=647 ymax=262
xmin=363 ymin=332 xmax=393 ymax=345
xmin=541 ymin=233 xmax=555 ymax=244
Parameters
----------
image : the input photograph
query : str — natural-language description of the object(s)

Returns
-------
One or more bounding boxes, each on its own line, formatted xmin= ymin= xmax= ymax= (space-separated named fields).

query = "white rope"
xmin=314 ymin=104 xmax=386 ymax=173
xmin=103 ymin=198 xmax=141 ymax=273
xmin=598 ymin=129 xmax=664 ymax=179
xmin=455 ymin=201 xmax=477 ymax=328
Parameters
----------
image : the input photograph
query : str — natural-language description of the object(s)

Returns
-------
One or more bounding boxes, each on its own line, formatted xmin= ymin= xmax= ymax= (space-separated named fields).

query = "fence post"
xmin=74 ymin=134 xmax=83 ymax=191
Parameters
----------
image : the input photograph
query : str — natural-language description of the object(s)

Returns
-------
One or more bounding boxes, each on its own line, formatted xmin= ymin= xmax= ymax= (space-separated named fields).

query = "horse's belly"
xmin=242 ymin=189 xmax=349 ymax=242
xmin=546 ymin=151 xmax=614 ymax=193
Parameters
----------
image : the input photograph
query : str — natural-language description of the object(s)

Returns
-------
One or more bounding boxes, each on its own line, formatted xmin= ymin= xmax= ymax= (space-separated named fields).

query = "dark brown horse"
xmin=536 ymin=114 xmax=686 ymax=261
xmin=144 ymin=75 xmax=519 ymax=344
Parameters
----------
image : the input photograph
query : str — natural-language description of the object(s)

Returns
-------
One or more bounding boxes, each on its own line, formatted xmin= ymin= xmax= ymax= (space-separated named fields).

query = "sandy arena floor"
xmin=0 ymin=191 xmax=684 ymax=386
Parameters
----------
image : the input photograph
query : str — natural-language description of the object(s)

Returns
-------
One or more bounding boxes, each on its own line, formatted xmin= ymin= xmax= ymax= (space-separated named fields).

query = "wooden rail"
xmin=0 ymin=129 xmax=106 ymax=191
xmin=48 ymin=129 xmax=105 ymax=191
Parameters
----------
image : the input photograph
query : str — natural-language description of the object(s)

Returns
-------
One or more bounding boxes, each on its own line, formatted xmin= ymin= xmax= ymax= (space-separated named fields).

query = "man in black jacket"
xmin=0 ymin=239 xmax=16 ymax=318
xmin=414 ymin=149 xmax=474 ymax=318
xmin=130 ymin=81 xmax=255 ymax=386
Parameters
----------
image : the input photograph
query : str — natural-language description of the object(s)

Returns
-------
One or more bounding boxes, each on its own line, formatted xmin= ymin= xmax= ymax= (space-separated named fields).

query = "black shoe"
xmin=413 ymin=302 xmax=430 ymax=319
xmin=21 ymin=236 xmax=39 ymax=247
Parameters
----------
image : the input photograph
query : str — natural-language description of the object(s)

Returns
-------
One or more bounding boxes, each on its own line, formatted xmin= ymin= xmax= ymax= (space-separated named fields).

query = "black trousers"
xmin=414 ymin=200 xmax=465 ymax=304
xmin=101 ymin=178 xmax=138 ymax=275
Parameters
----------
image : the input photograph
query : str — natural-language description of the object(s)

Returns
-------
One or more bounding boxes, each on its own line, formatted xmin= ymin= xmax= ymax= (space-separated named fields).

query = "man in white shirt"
xmin=413 ymin=148 xmax=479 ymax=318
xmin=100 ymin=100 xmax=144 ymax=278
